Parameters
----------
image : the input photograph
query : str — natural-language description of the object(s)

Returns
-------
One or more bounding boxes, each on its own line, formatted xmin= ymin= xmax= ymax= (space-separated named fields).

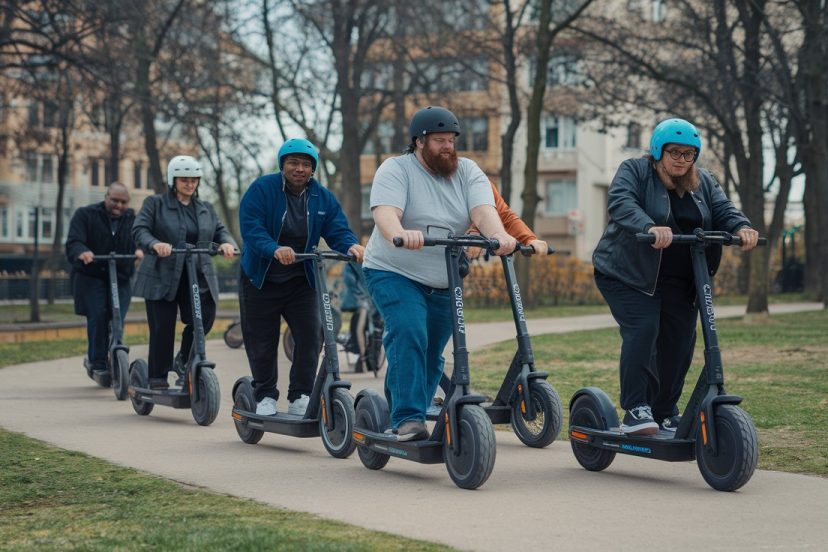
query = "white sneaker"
xmin=287 ymin=394 xmax=310 ymax=416
xmin=256 ymin=397 xmax=277 ymax=416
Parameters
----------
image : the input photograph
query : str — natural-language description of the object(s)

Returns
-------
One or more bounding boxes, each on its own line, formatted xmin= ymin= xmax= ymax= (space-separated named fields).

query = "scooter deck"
xmin=232 ymin=408 xmax=319 ymax=438
xmin=352 ymin=428 xmax=444 ymax=464
xmin=426 ymin=403 xmax=512 ymax=424
xmin=129 ymin=386 xmax=191 ymax=409
xmin=90 ymin=370 xmax=112 ymax=387
xmin=570 ymin=425 xmax=695 ymax=462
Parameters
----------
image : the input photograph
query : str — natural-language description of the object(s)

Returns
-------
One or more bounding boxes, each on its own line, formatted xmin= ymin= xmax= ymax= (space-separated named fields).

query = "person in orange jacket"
xmin=467 ymin=182 xmax=549 ymax=257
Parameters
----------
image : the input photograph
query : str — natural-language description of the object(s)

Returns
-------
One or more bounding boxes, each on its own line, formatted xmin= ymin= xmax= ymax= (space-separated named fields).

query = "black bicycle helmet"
xmin=409 ymin=106 xmax=461 ymax=140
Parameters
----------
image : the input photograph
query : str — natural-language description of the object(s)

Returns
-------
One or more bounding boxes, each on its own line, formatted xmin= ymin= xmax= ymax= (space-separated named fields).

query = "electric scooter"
xmin=430 ymin=243 xmax=563 ymax=448
xmin=128 ymin=244 xmax=228 ymax=426
xmin=568 ymin=229 xmax=765 ymax=491
xmin=352 ymin=235 xmax=497 ymax=490
xmin=84 ymin=253 xmax=137 ymax=400
xmin=231 ymin=249 xmax=357 ymax=459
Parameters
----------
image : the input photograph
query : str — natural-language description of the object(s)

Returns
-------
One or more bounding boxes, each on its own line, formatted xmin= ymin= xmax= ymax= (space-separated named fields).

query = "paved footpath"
xmin=1 ymin=302 xmax=825 ymax=551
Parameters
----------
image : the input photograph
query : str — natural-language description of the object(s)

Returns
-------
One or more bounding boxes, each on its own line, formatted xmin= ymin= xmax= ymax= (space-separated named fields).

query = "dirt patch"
xmin=723 ymin=345 xmax=828 ymax=366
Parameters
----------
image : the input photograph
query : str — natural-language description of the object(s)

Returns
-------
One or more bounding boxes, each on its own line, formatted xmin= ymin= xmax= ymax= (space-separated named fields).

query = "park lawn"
xmin=470 ymin=309 xmax=828 ymax=477
xmin=0 ymin=430 xmax=446 ymax=551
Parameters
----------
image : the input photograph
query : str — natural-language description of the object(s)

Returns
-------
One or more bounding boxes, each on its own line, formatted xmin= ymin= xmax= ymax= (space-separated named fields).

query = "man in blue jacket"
xmin=239 ymin=138 xmax=364 ymax=416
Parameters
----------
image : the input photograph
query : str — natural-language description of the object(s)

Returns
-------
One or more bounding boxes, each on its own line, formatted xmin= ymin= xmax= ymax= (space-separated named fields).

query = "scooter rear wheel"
xmin=511 ymin=380 xmax=563 ymax=448
xmin=570 ymin=395 xmax=615 ymax=471
xmin=355 ymin=392 xmax=391 ymax=470
xmin=223 ymin=321 xmax=244 ymax=349
xmin=112 ymin=349 xmax=129 ymax=401
xmin=129 ymin=359 xmax=153 ymax=416
xmin=191 ymin=367 xmax=220 ymax=426
xmin=233 ymin=382 xmax=264 ymax=444
xmin=444 ymin=405 xmax=496 ymax=490
xmin=320 ymin=388 xmax=357 ymax=459
xmin=696 ymin=404 xmax=758 ymax=491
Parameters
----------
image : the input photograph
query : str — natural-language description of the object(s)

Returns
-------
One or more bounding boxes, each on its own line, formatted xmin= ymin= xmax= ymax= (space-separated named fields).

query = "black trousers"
xmin=240 ymin=275 xmax=321 ymax=403
xmin=145 ymin=277 xmax=216 ymax=379
xmin=595 ymin=270 xmax=697 ymax=422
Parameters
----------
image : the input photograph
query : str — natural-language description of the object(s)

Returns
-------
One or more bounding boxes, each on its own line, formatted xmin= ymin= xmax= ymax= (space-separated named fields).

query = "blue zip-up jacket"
xmin=240 ymin=173 xmax=359 ymax=289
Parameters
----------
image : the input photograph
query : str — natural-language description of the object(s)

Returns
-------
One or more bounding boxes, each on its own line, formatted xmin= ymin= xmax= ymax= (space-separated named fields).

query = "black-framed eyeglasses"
xmin=665 ymin=149 xmax=697 ymax=162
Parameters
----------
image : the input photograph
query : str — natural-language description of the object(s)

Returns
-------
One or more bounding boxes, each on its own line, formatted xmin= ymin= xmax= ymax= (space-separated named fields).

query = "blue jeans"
xmin=364 ymin=269 xmax=453 ymax=428
xmin=83 ymin=277 xmax=131 ymax=369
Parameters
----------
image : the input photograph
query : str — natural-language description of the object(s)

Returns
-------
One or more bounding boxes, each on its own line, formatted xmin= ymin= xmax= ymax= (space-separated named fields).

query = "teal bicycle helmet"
xmin=278 ymin=138 xmax=319 ymax=172
xmin=649 ymin=118 xmax=701 ymax=161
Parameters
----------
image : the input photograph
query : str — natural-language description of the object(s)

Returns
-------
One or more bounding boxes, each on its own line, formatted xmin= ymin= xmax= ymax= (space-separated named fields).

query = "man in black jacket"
xmin=65 ymin=182 xmax=142 ymax=376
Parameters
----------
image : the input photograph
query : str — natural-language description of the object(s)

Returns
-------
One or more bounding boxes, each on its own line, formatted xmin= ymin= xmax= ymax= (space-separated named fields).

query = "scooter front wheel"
xmin=511 ymin=380 xmax=563 ymax=448
xmin=112 ymin=349 xmax=129 ymax=401
xmin=320 ymin=388 xmax=357 ymax=459
xmin=233 ymin=380 xmax=264 ymax=444
xmin=696 ymin=404 xmax=758 ymax=491
xmin=444 ymin=405 xmax=496 ymax=490
xmin=569 ymin=394 xmax=615 ymax=471
xmin=129 ymin=359 xmax=153 ymax=416
xmin=355 ymin=391 xmax=391 ymax=470
xmin=191 ymin=367 xmax=220 ymax=426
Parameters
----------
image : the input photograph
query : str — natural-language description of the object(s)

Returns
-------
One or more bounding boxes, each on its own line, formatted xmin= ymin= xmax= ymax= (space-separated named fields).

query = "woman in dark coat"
xmin=132 ymin=155 xmax=237 ymax=389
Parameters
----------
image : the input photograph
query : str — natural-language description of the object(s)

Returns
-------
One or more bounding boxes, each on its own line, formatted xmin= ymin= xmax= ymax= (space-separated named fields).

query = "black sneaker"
xmin=394 ymin=420 xmax=429 ymax=442
xmin=148 ymin=378 xmax=170 ymax=390
xmin=620 ymin=405 xmax=659 ymax=435
xmin=660 ymin=415 xmax=681 ymax=433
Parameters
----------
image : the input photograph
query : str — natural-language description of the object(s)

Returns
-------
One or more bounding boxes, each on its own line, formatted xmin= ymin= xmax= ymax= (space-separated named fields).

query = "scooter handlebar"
xmin=292 ymin=251 xmax=355 ymax=263
xmin=89 ymin=253 xmax=140 ymax=261
xmin=392 ymin=236 xmax=556 ymax=257
xmin=635 ymin=230 xmax=767 ymax=246
xmin=150 ymin=243 xmax=240 ymax=256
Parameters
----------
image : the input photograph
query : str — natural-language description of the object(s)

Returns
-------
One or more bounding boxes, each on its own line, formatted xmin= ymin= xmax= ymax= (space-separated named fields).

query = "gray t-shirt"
xmin=363 ymin=153 xmax=494 ymax=288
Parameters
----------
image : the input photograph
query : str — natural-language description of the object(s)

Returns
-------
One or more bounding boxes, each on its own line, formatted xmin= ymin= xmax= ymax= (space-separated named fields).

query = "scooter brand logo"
xmin=703 ymin=284 xmax=716 ymax=331
xmin=454 ymin=286 xmax=465 ymax=334
xmin=621 ymin=443 xmax=652 ymax=454
xmin=192 ymin=284 xmax=202 ymax=320
xmin=513 ymin=283 xmax=526 ymax=322
xmin=322 ymin=293 xmax=334 ymax=331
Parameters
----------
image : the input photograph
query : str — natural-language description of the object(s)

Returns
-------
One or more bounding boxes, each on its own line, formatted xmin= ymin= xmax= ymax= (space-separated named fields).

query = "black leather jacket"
xmin=592 ymin=158 xmax=751 ymax=296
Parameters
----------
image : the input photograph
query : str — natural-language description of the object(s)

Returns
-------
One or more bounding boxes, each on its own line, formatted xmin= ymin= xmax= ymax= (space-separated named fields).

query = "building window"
xmin=133 ymin=161 xmax=143 ymax=190
xmin=651 ymin=0 xmax=666 ymax=22
xmin=626 ymin=122 xmax=642 ymax=149
xmin=545 ymin=179 xmax=577 ymax=216
xmin=543 ymin=116 xmax=577 ymax=150
xmin=456 ymin=117 xmax=489 ymax=152
xmin=547 ymin=52 xmax=583 ymax=86
xmin=361 ymin=186 xmax=372 ymax=220
xmin=89 ymin=158 xmax=100 ymax=187
xmin=25 ymin=153 xmax=39 ymax=182
xmin=0 ymin=207 xmax=8 ymax=239
xmin=28 ymin=208 xmax=37 ymax=240
xmin=41 ymin=208 xmax=54 ymax=239
xmin=41 ymin=156 xmax=54 ymax=183
xmin=15 ymin=208 xmax=25 ymax=239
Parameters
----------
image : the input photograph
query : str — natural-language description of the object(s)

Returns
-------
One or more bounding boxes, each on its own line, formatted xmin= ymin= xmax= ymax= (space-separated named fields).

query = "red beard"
xmin=423 ymin=146 xmax=458 ymax=178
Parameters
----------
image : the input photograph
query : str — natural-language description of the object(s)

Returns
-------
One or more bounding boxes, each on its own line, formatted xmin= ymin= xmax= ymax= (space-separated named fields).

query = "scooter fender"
xmin=354 ymin=388 xmax=390 ymax=432
xmin=568 ymin=387 xmax=619 ymax=430
xmin=512 ymin=368 xmax=549 ymax=420
xmin=321 ymin=380 xmax=352 ymax=431
xmin=700 ymin=394 xmax=743 ymax=456
xmin=231 ymin=376 xmax=255 ymax=403
xmin=111 ymin=343 xmax=130 ymax=355
xmin=190 ymin=360 xmax=216 ymax=403
xmin=446 ymin=394 xmax=487 ymax=456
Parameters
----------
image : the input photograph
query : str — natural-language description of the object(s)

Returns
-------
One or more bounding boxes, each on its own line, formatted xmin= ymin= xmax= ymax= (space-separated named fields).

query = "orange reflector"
xmin=520 ymin=401 xmax=526 ymax=414
xmin=188 ymin=373 xmax=193 ymax=395
xmin=352 ymin=432 xmax=365 ymax=442
xmin=321 ymin=397 xmax=327 ymax=425
xmin=231 ymin=412 xmax=242 ymax=421
xmin=570 ymin=430 xmax=589 ymax=441
xmin=700 ymin=412 xmax=708 ymax=445
xmin=445 ymin=412 xmax=451 ymax=446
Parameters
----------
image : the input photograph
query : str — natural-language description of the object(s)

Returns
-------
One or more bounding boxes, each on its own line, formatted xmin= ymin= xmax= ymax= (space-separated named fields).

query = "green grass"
xmin=0 ymin=429 xmax=447 ymax=551
xmin=470 ymin=309 xmax=828 ymax=477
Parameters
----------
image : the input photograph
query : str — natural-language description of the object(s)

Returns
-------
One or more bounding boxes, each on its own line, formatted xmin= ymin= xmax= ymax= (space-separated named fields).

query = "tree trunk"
xmin=498 ymin=0 xmax=520 ymax=205
xmin=338 ymin=92 xmax=363 ymax=232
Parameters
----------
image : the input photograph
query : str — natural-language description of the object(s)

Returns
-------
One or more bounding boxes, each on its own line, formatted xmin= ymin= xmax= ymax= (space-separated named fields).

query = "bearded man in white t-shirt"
xmin=362 ymin=106 xmax=517 ymax=441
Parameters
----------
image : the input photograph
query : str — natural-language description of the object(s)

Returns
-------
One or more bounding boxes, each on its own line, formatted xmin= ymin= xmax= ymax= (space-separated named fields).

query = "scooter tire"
xmin=569 ymin=394 xmax=615 ymax=471
xmin=510 ymin=380 xmax=563 ymax=448
xmin=444 ymin=405 xmax=496 ymax=490
xmin=233 ymin=382 xmax=264 ymax=444
xmin=355 ymin=393 xmax=391 ymax=470
xmin=696 ymin=404 xmax=758 ymax=492
xmin=112 ymin=349 xmax=129 ymax=401
xmin=191 ymin=367 xmax=220 ymax=426
xmin=320 ymin=388 xmax=357 ymax=459
xmin=129 ymin=359 xmax=153 ymax=416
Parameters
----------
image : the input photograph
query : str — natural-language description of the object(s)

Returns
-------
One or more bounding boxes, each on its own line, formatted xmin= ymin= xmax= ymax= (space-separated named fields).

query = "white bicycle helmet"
xmin=166 ymin=155 xmax=202 ymax=190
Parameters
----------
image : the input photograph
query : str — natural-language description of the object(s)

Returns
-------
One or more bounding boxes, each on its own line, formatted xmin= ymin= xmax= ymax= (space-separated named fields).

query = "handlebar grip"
xmin=393 ymin=237 xmax=403 ymax=247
